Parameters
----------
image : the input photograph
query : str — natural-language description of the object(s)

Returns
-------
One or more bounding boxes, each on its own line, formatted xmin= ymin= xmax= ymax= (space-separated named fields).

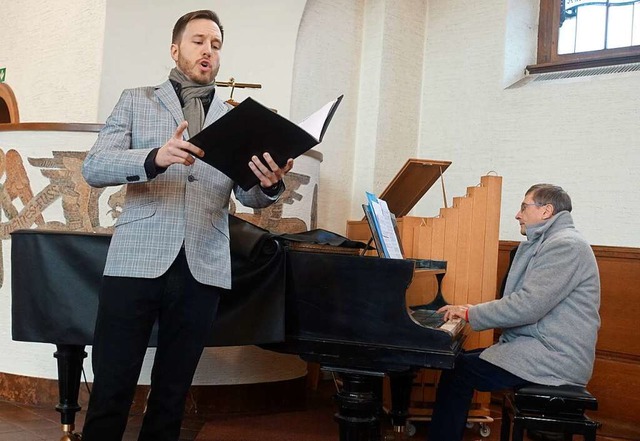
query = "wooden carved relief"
xmin=231 ymin=171 xmax=310 ymax=234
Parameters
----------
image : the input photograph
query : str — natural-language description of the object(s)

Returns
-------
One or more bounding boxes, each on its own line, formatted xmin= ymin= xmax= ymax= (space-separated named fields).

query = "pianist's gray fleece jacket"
xmin=469 ymin=211 xmax=600 ymax=386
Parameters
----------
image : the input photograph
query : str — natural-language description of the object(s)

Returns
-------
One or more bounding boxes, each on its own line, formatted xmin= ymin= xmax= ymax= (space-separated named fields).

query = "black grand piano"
xmin=11 ymin=217 xmax=466 ymax=441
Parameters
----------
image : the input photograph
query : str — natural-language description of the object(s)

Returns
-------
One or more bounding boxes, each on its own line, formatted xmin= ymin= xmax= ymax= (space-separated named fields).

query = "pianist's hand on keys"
xmin=437 ymin=304 xmax=472 ymax=322
xmin=409 ymin=309 xmax=466 ymax=336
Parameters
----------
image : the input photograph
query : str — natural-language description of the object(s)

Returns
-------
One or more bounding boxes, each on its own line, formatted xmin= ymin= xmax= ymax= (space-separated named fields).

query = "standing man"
xmin=81 ymin=10 xmax=293 ymax=441
xmin=428 ymin=184 xmax=600 ymax=441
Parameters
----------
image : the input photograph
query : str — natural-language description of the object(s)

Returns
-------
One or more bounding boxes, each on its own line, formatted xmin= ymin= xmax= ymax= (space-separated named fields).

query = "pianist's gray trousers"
xmin=82 ymin=249 xmax=222 ymax=441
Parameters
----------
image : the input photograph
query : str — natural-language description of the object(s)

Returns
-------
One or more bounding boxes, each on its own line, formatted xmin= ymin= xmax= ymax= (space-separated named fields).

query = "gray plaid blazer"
xmin=82 ymin=80 xmax=279 ymax=289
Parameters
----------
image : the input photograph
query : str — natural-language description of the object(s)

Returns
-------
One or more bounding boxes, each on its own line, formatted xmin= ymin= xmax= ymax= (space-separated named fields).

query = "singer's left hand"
xmin=248 ymin=152 xmax=294 ymax=188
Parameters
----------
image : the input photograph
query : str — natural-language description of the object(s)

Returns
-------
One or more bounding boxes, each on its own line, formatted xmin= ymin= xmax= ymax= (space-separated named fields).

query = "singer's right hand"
xmin=155 ymin=121 xmax=204 ymax=168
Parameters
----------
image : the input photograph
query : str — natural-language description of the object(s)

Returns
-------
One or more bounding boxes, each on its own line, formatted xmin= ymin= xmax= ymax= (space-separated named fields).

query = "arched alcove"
xmin=0 ymin=84 xmax=20 ymax=123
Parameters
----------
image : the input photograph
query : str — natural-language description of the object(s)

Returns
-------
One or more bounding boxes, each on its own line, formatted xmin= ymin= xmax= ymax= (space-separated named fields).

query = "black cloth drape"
xmin=11 ymin=215 xmax=285 ymax=347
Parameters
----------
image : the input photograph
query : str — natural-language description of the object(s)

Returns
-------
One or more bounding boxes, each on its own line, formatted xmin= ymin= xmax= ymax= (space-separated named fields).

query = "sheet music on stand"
xmin=362 ymin=192 xmax=404 ymax=259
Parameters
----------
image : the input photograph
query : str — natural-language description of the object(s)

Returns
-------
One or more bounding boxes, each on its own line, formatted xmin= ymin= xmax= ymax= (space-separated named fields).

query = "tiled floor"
xmin=0 ymin=399 xmax=72 ymax=441
xmin=0 ymin=384 xmax=496 ymax=441
xmin=0 ymin=399 xmax=205 ymax=441
xmin=0 ymin=397 xmax=518 ymax=441
xmin=0 ymin=384 xmax=615 ymax=441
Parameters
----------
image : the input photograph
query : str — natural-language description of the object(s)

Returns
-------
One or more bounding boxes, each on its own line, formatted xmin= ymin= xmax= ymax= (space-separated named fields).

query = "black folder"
xmin=190 ymin=95 xmax=343 ymax=190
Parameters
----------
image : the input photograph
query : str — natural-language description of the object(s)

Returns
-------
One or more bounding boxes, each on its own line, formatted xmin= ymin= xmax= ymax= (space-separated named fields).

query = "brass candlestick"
xmin=215 ymin=77 xmax=262 ymax=106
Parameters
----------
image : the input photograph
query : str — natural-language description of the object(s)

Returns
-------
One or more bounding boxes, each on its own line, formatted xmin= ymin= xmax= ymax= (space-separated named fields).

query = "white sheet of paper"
xmin=297 ymin=97 xmax=339 ymax=141
xmin=372 ymin=199 xmax=403 ymax=259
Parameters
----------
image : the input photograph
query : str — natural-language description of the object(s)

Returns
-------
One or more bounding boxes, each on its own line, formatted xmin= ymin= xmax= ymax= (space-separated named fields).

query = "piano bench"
xmin=500 ymin=384 xmax=599 ymax=441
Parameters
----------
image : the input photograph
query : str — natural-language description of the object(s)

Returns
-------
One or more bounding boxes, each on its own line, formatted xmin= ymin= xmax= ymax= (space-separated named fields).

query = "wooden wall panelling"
xmin=466 ymin=184 xmax=489 ymax=347
xmin=589 ymin=246 xmax=640 ymax=438
xmin=429 ymin=217 xmax=446 ymax=261
xmin=406 ymin=218 xmax=437 ymax=306
xmin=595 ymin=249 xmax=640 ymax=357
xmin=440 ymin=206 xmax=460 ymax=304
xmin=465 ymin=184 xmax=488 ymax=350
xmin=407 ymin=217 xmax=441 ymax=416
xmin=405 ymin=270 xmax=438 ymax=307
xmin=496 ymin=241 xmax=518 ymax=297
xmin=478 ymin=176 xmax=502 ymax=349
xmin=480 ymin=176 xmax=502 ymax=303
xmin=397 ymin=216 xmax=423 ymax=258
xmin=588 ymin=356 xmax=640 ymax=439
xmin=412 ymin=217 xmax=433 ymax=261
xmin=452 ymin=197 xmax=473 ymax=307
xmin=470 ymin=176 xmax=503 ymax=417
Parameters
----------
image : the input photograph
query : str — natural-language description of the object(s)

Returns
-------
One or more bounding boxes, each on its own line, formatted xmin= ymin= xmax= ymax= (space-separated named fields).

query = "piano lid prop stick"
xmin=439 ymin=165 xmax=448 ymax=209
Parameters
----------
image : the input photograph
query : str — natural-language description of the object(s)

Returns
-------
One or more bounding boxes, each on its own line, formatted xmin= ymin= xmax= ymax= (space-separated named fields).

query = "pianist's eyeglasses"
xmin=520 ymin=202 xmax=547 ymax=212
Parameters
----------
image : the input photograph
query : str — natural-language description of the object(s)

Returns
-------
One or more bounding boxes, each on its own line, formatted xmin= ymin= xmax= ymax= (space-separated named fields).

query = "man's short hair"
xmin=172 ymin=10 xmax=224 ymax=44
xmin=526 ymin=184 xmax=572 ymax=214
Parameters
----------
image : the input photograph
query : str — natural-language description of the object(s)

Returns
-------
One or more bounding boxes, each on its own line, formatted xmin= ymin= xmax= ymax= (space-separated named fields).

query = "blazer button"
xmin=126 ymin=175 xmax=140 ymax=182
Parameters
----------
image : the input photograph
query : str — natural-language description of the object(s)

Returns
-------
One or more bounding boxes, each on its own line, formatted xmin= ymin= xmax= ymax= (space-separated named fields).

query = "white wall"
xmin=0 ymin=0 xmax=106 ymax=122
xmin=98 ymin=0 xmax=307 ymax=121
xmin=416 ymin=0 xmax=640 ymax=245
xmin=0 ymin=0 xmax=306 ymax=123
xmin=291 ymin=0 xmax=365 ymax=234
xmin=294 ymin=0 xmax=639 ymax=247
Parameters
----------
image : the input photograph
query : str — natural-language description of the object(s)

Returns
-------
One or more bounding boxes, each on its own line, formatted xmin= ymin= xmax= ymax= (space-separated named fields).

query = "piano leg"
xmin=333 ymin=370 xmax=383 ymax=441
xmin=388 ymin=370 xmax=416 ymax=436
xmin=54 ymin=344 xmax=87 ymax=441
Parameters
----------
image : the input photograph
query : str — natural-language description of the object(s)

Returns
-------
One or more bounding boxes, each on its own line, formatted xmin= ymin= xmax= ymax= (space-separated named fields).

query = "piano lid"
xmin=378 ymin=158 xmax=451 ymax=218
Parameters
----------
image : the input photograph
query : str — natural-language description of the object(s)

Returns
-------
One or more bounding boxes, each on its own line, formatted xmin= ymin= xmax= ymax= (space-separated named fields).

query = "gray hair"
xmin=526 ymin=184 xmax=572 ymax=214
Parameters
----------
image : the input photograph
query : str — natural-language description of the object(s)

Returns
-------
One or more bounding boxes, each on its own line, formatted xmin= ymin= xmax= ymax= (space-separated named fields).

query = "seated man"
xmin=427 ymin=184 xmax=601 ymax=441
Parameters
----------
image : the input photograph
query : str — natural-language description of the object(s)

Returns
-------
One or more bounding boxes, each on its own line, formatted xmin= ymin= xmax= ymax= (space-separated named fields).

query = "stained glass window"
xmin=559 ymin=0 xmax=640 ymax=54
xmin=531 ymin=0 xmax=640 ymax=73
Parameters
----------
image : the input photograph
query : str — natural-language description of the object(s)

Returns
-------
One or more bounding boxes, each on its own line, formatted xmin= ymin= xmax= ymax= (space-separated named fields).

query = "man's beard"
xmin=177 ymin=57 xmax=217 ymax=85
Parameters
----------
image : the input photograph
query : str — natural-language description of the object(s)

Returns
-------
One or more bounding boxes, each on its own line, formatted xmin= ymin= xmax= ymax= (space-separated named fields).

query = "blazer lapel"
xmin=155 ymin=80 xmax=188 ymax=139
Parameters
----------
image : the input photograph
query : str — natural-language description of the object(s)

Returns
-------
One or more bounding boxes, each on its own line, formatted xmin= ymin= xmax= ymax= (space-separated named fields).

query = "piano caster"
xmin=383 ymin=423 xmax=416 ymax=441
xmin=464 ymin=421 xmax=492 ymax=438
xmin=404 ymin=422 xmax=416 ymax=437
xmin=60 ymin=424 xmax=82 ymax=441
xmin=466 ymin=417 xmax=493 ymax=438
